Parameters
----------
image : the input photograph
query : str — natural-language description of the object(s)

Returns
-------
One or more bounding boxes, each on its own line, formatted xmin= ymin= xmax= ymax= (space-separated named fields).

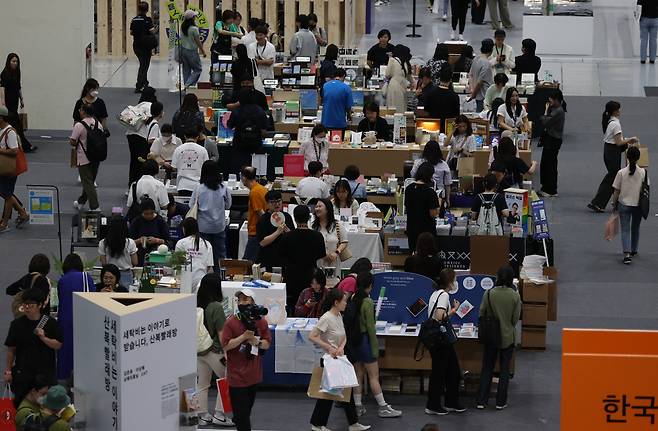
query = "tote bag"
xmin=478 ymin=289 xmax=501 ymax=348
xmin=0 ymin=384 xmax=16 ymax=431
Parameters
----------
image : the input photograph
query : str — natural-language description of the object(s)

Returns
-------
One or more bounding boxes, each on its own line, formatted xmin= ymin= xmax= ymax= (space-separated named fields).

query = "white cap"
xmin=235 ymin=288 xmax=258 ymax=303
xmin=183 ymin=9 xmax=198 ymax=19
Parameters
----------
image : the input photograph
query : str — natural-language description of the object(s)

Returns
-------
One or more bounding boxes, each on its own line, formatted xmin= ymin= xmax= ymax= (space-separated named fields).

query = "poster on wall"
xmin=371 ymin=272 xmax=435 ymax=325
xmin=447 ymin=274 xmax=497 ymax=326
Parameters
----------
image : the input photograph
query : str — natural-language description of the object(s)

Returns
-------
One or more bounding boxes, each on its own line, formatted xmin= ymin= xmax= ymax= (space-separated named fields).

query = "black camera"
xmin=239 ymin=304 xmax=268 ymax=325
xmin=312 ymin=291 xmax=323 ymax=302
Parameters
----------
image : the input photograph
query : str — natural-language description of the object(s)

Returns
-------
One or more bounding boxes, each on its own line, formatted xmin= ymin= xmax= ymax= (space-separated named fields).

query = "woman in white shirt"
xmin=312 ymin=198 xmax=349 ymax=269
xmin=175 ymin=217 xmax=214 ymax=291
xmin=612 ymin=146 xmax=647 ymax=264
xmin=447 ymin=115 xmax=476 ymax=174
xmin=332 ymin=179 xmax=360 ymax=217
xmin=410 ymin=140 xmax=452 ymax=202
xmin=98 ymin=216 xmax=138 ymax=286
xmin=497 ymin=87 xmax=528 ymax=135
xmin=146 ymin=101 xmax=163 ymax=145
xmin=299 ymin=124 xmax=329 ymax=173
xmin=589 ymin=101 xmax=638 ymax=213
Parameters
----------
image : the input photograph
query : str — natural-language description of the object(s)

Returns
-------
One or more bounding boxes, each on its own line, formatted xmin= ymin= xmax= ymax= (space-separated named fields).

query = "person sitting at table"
xmin=280 ymin=205 xmax=327 ymax=312
xmin=367 ymin=29 xmax=395 ymax=73
xmin=127 ymin=159 xmax=169 ymax=217
xmin=257 ymin=190 xmax=294 ymax=272
xmin=297 ymin=161 xmax=330 ymax=200
xmin=98 ymin=216 xmax=138 ymax=287
xmin=148 ymin=123 xmax=182 ymax=169
xmin=96 ymin=264 xmax=129 ymax=293
xmin=299 ymin=124 xmax=329 ymax=172
xmin=420 ymin=67 xmax=460 ymax=132
xmin=357 ymin=102 xmax=392 ymax=142
xmin=335 ymin=257 xmax=373 ymax=295
xmin=404 ymin=232 xmax=443 ymax=280
xmin=513 ymin=38 xmax=541 ymax=84
xmin=410 ymin=140 xmax=452 ymax=198
xmin=333 ymin=179 xmax=360 ymax=217
xmin=484 ymin=73 xmax=509 ymax=112
xmin=294 ymin=267 xmax=328 ymax=318
xmin=415 ymin=67 xmax=435 ymax=109
xmin=313 ymin=198 xmax=349 ymax=270
xmin=319 ymin=44 xmax=339 ymax=86
xmin=447 ymin=115 xmax=476 ymax=175
xmin=405 ymin=162 xmax=441 ymax=252
xmin=497 ymin=87 xmax=529 ymax=136
xmin=343 ymin=164 xmax=367 ymax=200
xmin=321 ymin=68 xmax=353 ymax=131
xmin=493 ymin=136 xmax=536 ymax=187
xmin=129 ymin=198 xmax=171 ymax=265
xmin=470 ymin=173 xmax=510 ymax=231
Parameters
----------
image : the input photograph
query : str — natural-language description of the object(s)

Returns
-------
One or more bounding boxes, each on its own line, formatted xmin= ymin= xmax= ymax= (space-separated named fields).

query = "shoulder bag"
xmin=0 ymin=126 xmax=26 ymax=177
xmin=639 ymin=168 xmax=650 ymax=220
xmin=414 ymin=292 xmax=457 ymax=361
xmin=478 ymin=289 xmax=502 ymax=348
xmin=186 ymin=193 xmax=199 ymax=220
xmin=335 ymin=224 xmax=352 ymax=261
xmin=82 ymin=272 xmax=91 ymax=292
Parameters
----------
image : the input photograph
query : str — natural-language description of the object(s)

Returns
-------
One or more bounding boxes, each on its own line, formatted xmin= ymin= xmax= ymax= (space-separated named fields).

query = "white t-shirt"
xmin=127 ymin=175 xmax=169 ymax=216
xmin=247 ymin=41 xmax=276 ymax=80
xmin=316 ymin=311 xmax=346 ymax=348
xmin=241 ymin=31 xmax=257 ymax=48
xmin=613 ymin=166 xmax=649 ymax=207
xmin=299 ymin=139 xmax=329 ymax=171
xmin=150 ymin=135 xmax=183 ymax=161
xmin=0 ymin=125 xmax=19 ymax=150
xmin=98 ymin=238 xmax=138 ymax=270
xmin=146 ymin=120 xmax=161 ymax=143
xmin=497 ymin=104 xmax=528 ymax=129
xmin=175 ymin=235 xmax=214 ymax=290
xmin=428 ymin=290 xmax=450 ymax=319
xmin=604 ymin=118 xmax=622 ymax=144
xmin=171 ymin=142 xmax=209 ymax=192
xmin=297 ymin=177 xmax=330 ymax=199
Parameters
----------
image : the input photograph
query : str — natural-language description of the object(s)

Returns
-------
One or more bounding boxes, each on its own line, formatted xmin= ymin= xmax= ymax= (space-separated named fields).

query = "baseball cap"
xmin=43 ymin=385 xmax=71 ymax=411
xmin=184 ymin=9 xmax=198 ymax=19
xmin=235 ymin=288 xmax=258 ymax=303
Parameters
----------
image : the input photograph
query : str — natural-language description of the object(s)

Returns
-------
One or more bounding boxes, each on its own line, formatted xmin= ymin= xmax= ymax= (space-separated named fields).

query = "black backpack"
xmin=80 ymin=119 xmax=108 ymax=162
xmin=173 ymin=110 xmax=197 ymax=140
xmin=342 ymin=298 xmax=363 ymax=362
xmin=236 ymin=118 xmax=262 ymax=152
xmin=22 ymin=412 xmax=59 ymax=431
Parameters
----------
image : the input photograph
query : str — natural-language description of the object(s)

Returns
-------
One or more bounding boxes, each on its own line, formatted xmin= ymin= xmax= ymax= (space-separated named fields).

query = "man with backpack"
xmin=470 ymin=173 xmax=509 ymax=235
xmin=227 ymin=90 xmax=269 ymax=175
xmin=70 ymin=103 xmax=106 ymax=211
xmin=126 ymin=159 xmax=169 ymax=218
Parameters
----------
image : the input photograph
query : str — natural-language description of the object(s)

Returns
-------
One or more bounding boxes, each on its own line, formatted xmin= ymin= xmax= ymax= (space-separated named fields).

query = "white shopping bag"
xmin=321 ymin=354 xmax=359 ymax=390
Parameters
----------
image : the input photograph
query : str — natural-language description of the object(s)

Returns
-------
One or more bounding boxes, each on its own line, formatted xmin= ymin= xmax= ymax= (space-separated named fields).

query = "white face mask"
xmin=36 ymin=395 xmax=45 ymax=405
xmin=162 ymin=135 xmax=172 ymax=143
xmin=89 ymin=90 xmax=99 ymax=98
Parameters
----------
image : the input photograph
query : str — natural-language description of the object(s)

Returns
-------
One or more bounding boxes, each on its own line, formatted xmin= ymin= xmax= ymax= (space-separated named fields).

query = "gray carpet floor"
xmin=1 ymin=89 xmax=657 ymax=431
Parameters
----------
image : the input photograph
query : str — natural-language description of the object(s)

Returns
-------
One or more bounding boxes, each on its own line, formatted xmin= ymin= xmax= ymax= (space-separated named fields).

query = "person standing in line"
xmin=241 ymin=166 xmax=267 ymax=262
xmin=319 ymin=44 xmax=339 ymax=86
xmin=538 ymin=89 xmax=566 ymax=197
xmin=221 ymin=289 xmax=271 ymax=431
xmin=321 ymin=69 xmax=354 ymax=131
xmin=488 ymin=0 xmax=513 ymax=30
xmin=469 ymin=39 xmax=494 ymax=113
xmin=98 ymin=216 xmax=139 ymax=286
xmin=309 ymin=288 xmax=371 ymax=431
xmin=425 ymin=44 xmax=450 ymax=85
xmin=612 ymin=146 xmax=648 ymax=264
xmin=450 ymin=0 xmax=470 ymax=41
xmin=180 ymin=9 xmax=207 ymax=89
xmin=0 ymin=53 xmax=35 ymax=152
xmin=70 ymin=103 xmax=103 ymax=211
xmin=476 ymin=265 xmax=521 ymax=411
xmin=489 ymin=30 xmax=515 ymax=75
xmin=0 ymin=107 xmax=29 ymax=232
xmin=589 ymin=101 xmax=639 ymax=213
xmin=289 ymin=15 xmax=318 ymax=63
xmin=385 ymin=45 xmax=413 ymax=114
xmin=425 ymin=269 xmax=466 ymax=416
xmin=130 ymin=1 xmax=157 ymax=93
xmin=638 ymin=0 xmax=658 ymax=64
xmin=513 ymin=38 xmax=542 ymax=84
xmin=248 ymin=26 xmax=276 ymax=80
xmin=172 ymin=93 xmax=205 ymax=140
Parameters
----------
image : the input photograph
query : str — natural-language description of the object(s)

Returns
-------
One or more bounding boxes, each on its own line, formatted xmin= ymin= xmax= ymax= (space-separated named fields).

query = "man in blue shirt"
xmin=321 ymin=68 xmax=353 ymax=130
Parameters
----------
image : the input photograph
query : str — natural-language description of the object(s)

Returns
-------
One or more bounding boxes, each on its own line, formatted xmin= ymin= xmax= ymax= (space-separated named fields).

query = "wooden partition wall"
xmin=94 ymin=0 xmax=366 ymax=59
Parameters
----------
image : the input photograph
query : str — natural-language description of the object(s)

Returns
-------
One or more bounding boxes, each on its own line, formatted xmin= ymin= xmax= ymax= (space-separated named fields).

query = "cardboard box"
xmin=521 ymin=280 xmax=549 ymax=304
xmin=522 ymin=303 xmax=548 ymax=327
xmin=543 ymin=266 xmax=558 ymax=321
xmin=522 ymin=326 xmax=546 ymax=349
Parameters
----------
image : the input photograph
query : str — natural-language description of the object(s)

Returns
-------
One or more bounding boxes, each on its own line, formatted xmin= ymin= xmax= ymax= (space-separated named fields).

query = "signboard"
xmin=28 ymin=188 xmax=54 ymax=225
xmin=447 ymin=274 xmax=497 ymax=326
xmin=531 ymin=199 xmax=551 ymax=240
xmin=371 ymin=272 xmax=435 ymax=325
xmin=562 ymin=329 xmax=658 ymax=431
xmin=436 ymin=236 xmax=525 ymax=274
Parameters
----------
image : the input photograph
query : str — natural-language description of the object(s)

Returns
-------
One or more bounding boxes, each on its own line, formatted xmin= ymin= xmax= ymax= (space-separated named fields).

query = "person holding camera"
xmin=221 ymin=289 xmax=271 ymax=431
xmin=294 ymin=268 xmax=329 ymax=318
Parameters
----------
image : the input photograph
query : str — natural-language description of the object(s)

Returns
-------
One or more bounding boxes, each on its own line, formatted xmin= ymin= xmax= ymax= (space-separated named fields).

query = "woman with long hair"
xmin=196 ymin=273 xmax=234 ymax=427
xmin=312 ymin=198 xmax=349 ymax=269
xmin=492 ymin=136 xmax=536 ymax=187
xmin=426 ymin=268 xmax=465 ymax=415
xmin=612 ymin=146 xmax=647 ymax=264
xmin=426 ymin=43 xmax=450 ymax=85
xmin=320 ymin=44 xmax=339 ymax=84
xmin=190 ymin=160 xmax=232 ymax=271
xmin=350 ymin=272 xmax=402 ymax=418
xmin=404 ymin=232 xmax=443 ymax=280
xmin=231 ymin=44 xmax=252 ymax=93
xmin=410 ymin=140 xmax=452 ymax=196
xmin=385 ymin=44 xmax=412 ymax=113
xmin=175 ymin=217 xmax=214 ymax=290
xmin=172 ymin=93 xmax=205 ymax=140
xmin=589 ymin=101 xmax=639 ymax=213
xmin=145 ymin=101 xmax=164 ymax=146
xmin=447 ymin=115 xmax=475 ymax=175
xmin=497 ymin=87 xmax=529 ymax=135
xmin=333 ymin=179 xmax=360 ymax=216
xmin=98 ymin=216 xmax=138 ymax=286
xmin=180 ymin=9 xmax=207 ymax=89
xmin=73 ymin=78 xmax=109 ymax=129
xmin=0 ymin=53 xmax=34 ymax=152
xmin=294 ymin=268 xmax=329 ymax=318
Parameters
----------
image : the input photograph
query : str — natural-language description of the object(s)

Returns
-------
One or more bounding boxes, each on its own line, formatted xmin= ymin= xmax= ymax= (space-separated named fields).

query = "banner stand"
xmin=26 ymin=184 xmax=63 ymax=261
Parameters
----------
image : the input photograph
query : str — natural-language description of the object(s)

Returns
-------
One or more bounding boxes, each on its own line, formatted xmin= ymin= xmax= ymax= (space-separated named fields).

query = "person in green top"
xmin=350 ymin=272 xmax=402 ymax=419
xmin=476 ymin=265 xmax=521 ymax=411
xmin=196 ymin=273 xmax=234 ymax=427
xmin=14 ymin=374 xmax=51 ymax=430
xmin=179 ymin=10 xmax=207 ymax=89
xmin=40 ymin=385 xmax=73 ymax=431
xmin=211 ymin=10 xmax=242 ymax=63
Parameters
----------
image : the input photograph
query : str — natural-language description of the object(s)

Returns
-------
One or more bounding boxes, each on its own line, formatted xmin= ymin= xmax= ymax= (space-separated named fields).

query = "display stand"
xmin=26 ymin=184 xmax=62 ymax=260
xmin=406 ymin=0 xmax=422 ymax=37
xmin=73 ymin=292 xmax=196 ymax=431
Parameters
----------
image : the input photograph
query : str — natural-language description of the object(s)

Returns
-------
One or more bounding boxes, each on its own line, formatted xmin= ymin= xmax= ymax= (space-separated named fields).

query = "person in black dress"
xmin=0 ymin=53 xmax=34 ymax=152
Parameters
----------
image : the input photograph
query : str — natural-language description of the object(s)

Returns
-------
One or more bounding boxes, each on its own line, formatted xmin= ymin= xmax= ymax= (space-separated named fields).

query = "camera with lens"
xmin=238 ymin=304 xmax=268 ymax=331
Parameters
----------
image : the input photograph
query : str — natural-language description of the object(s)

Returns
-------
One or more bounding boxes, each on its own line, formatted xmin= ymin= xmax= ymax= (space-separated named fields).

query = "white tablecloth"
xmin=237 ymin=222 xmax=384 ymax=269
xmin=221 ymin=281 xmax=287 ymax=325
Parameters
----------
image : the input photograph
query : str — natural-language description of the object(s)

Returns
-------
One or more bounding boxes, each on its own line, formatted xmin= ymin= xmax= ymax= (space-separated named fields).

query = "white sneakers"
xmin=311 ymin=426 xmax=332 ymax=431
xmin=199 ymin=413 xmax=234 ymax=427
xmin=348 ymin=423 xmax=371 ymax=431
xmin=378 ymin=404 xmax=402 ymax=418
xmin=450 ymin=31 xmax=456 ymax=40
xmin=442 ymin=13 xmax=448 ymax=21
xmin=459 ymin=34 xmax=464 ymax=41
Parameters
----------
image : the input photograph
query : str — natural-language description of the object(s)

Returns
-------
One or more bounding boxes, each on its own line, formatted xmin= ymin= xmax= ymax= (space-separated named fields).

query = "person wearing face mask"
xmin=148 ymin=123 xmax=182 ymax=170
xmin=96 ymin=264 xmax=129 ymax=292
xmin=70 ymin=103 xmax=104 ymax=212
xmin=4 ymin=288 xmax=63 ymax=407
xmin=357 ymin=102 xmax=392 ymax=142
xmin=404 ymin=232 xmax=443 ymax=280
xmin=73 ymin=78 xmax=109 ymax=132
xmin=299 ymin=124 xmax=329 ymax=172
xmin=13 ymin=374 xmax=51 ymax=425
xmin=129 ymin=198 xmax=171 ymax=265
xmin=425 ymin=269 xmax=466 ymax=416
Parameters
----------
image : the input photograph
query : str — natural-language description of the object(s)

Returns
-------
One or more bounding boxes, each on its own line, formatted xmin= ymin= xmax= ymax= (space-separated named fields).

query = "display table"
xmin=237 ymin=221 xmax=384 ymax=269
xmin=220 ymin=280 xmax=287 ymax=325
xmin=523 ymin=1 xmax=594 ymax=55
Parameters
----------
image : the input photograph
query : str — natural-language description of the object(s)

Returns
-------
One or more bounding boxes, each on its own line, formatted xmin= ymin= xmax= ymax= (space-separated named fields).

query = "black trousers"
xmin=471 ymin=0 xmax=487 ymax=23
xmin=591 ymin=143 xmax=625 ymax=209
xmin=452 ymin=0 xmax=469 ymax=33
xmin=127 ymin=134 xmax=150 ymax=187
xmin=310 ymin=394 xmax=359 ymax=427
xmin=539 ymin=136 xmax=562 ymax=195
xmin=229 ymin=385 xmax=257 ymax=431
xmin=477 ymin=344 xmax=513 ymax=406
xmin=6 ymin=111 xmax=32 ymax=151
xmin=426 ymin=343 xmax=461 ymax=410
xmin=133 ymin=45 xmax=152 ymax=90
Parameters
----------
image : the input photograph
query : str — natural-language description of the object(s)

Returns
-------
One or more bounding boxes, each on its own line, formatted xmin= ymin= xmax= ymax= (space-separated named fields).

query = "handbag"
xmin=415 ymin=292 xmax=456 ymax=361
xmin=336 ymin=225 xmax=352 ymax=261
xmin=478 ymin=289 xmax=502 ymax=348
xmin=186 ymin=194 xmax=199 ymax=220
xmin=0 ymin=384 xmax=16 ymax=431
xmin=0 ymin=126 xmax=19 ymax=177
xmin=639 ymin=168 xmax=650 ymax=220
xmin=604 ymin=213 xmax=619 ymax=241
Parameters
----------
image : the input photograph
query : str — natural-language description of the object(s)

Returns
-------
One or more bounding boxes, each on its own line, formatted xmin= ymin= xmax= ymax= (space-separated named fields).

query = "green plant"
xmin=167 ymin=250 xmax=189 ymax=272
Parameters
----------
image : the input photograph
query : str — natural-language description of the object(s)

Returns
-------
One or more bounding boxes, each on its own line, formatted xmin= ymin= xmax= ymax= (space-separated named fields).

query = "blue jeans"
xmin=201 ymin=230 xmax=227 ymax=271
xmin=618 ymin=204 xmax=642 ymax=253
xmin=243 ymin=235 xmax=260 ymax=262
xmin=181 ymin=47 xmax=202 ymax=87
xmin=640 ymin=17 xmax=658 ymax=62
